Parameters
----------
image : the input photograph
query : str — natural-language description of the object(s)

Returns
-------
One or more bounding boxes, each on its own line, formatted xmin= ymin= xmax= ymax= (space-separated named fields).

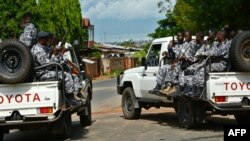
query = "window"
xmin=147 ymin=44 xmax=161 ymax=66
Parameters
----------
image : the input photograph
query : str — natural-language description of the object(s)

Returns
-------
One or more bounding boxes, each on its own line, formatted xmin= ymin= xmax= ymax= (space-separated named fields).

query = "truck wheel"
xmin=230 ymin=31 xmax=250 ymax=71
xmin=234 ymin=113 xmax=250 ymax=124
xmin=0 ymin=129 xmax=4 ymax=141
xmin=0 ymin=39 xmax=33 ymax=84
xmin=177 ymin=98 xmax=196 ymax=128
xmin=80 ymin=98 xmax=92 ymax=126
xmin=122 ymin=87 xmax=141 ymax=119
xmin=59 ymin=111 xmax=72 ymax=139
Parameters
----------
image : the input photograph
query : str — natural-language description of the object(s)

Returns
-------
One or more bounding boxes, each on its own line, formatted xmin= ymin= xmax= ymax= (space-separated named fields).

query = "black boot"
xmin=148 ymin=83 xmax=161 ymax=94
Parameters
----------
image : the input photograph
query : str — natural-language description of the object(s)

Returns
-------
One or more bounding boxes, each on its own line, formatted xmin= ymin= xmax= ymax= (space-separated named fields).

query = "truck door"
xmin=139 ymin=43 xmax=163 ymax=98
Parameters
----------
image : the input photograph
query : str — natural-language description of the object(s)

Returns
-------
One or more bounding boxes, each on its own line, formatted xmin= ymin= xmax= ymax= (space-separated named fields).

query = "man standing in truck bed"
xmin=19 ymin=12 xmax=37 ymax=48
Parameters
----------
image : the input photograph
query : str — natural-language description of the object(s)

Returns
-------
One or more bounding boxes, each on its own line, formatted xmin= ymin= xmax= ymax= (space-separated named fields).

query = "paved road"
xmin=4 ymin=78 xmax=236 ymax=141
xmin=91 ymin=78 xmax=120 ymax=112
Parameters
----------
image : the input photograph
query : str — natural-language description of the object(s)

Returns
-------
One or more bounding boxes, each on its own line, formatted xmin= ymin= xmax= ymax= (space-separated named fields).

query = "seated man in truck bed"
xmin=31 ymin=31 xmax=82 ymax=106
xmin=182 ymin=30 xmax=231 ymax=97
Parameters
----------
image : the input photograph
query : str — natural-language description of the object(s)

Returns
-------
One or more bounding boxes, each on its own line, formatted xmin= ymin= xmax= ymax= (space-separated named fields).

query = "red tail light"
xmin=215 ymin=96 xmax=227 ymax=103
xmin=39 ymin=107 xmax=53 ymax=114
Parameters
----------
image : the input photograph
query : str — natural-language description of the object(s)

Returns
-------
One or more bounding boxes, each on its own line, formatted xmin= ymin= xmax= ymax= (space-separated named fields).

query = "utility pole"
xmin=103 ymin=32 xmax=106 ymax=43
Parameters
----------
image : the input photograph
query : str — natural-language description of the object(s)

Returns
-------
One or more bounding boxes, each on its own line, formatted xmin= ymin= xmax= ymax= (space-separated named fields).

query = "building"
xmin=99 ymin=44 xmax=142 ymax=58
xmin=82 ymin=18 xmax=94 ymax=48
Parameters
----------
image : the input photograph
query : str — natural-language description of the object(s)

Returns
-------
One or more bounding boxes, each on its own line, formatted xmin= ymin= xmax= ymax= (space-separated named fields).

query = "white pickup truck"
xmin=117 ymin=32 xmax=250 ymax=128
xmin=0 ymin=40 xmax=92 ymax=140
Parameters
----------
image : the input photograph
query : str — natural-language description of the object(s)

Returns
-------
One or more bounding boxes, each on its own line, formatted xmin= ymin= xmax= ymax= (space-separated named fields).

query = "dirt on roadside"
xmin=92 ymin=75 xmax=115 ymax=81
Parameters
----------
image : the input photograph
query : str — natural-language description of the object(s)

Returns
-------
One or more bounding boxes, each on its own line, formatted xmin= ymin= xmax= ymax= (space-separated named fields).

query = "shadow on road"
xmin=140 ymin=112 xmax=236 ymax=132
xmin=4 ymin=121 xmax=90 ymax=141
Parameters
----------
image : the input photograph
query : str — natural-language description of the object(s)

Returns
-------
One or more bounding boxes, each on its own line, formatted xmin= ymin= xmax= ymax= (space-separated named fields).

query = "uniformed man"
xmin=179 ymin=32 xmax=205 ymax=94
xmin=19 ymin=12 xmax=37 ymax=48
xmin=31 ymin=31 xmax=82 ymax=106
xmin=149 ymin=32 xmax=184 ymax=94
xmin=188 ymin=30 xmax=231 ymax=97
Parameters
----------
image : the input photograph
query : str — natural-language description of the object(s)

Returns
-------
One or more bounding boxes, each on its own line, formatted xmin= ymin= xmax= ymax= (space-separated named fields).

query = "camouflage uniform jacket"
xmin=19 ymin=23 xmax=37 ymax=47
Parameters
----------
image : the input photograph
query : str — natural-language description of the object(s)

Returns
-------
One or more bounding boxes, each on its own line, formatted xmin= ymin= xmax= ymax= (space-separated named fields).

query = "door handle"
xmin=142 ymin=74 xmax=147 ymax=76
xmin=153 ymin=73 xmax=156 ymax=76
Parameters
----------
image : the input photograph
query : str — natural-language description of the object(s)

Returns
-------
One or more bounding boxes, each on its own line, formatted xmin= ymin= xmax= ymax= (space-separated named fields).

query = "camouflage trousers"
xmin=193 ymin=61 xmax=227 ymax=87
xmin=179 ymin=60 xmax=205 ymax=87
xmin=40 ymin=71 xmax=79 ymax=94
xmin=179 ymin=60 xmax=227 ymax=87
xmin=156 ymin=64 xmax=172 ymax=86
xmin=171 ymin=63 xmax=181 ymax=84
xmin=72 ymin=75 xmax=83 ymax=93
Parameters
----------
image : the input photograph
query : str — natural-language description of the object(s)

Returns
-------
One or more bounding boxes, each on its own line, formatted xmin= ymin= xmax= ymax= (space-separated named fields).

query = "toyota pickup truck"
xmin=117 ymin=31 xmax=250 ymax=128
xmin=0 ymin=40 xmax=92 ymax=141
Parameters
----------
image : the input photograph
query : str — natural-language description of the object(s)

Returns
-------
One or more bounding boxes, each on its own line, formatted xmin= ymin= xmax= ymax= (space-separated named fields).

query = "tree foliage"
xmin=0 ymin=0 xmax=37 ymax=39
xmin=0 ymin=0 xmax=88 ymax=48
xmin=150 ymin=0 xmax=250 ymax=38
xmin=37 ymin=0 xmax=87 ymax=44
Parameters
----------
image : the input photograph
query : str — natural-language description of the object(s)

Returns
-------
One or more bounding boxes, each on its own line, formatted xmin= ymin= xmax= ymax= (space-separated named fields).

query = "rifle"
xmin=172 ymin=35 xmax=176 ymax=47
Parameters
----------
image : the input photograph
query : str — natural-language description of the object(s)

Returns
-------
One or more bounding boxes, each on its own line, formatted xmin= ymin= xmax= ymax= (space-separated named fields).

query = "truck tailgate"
xmin=207 ymin=72 xmax=250 ymax=104
xmin=0 ymin=81 xmax=60 ymax=117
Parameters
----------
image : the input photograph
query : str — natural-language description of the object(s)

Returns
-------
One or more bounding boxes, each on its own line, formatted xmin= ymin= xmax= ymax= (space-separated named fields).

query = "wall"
xmin=84 ymin=57 xmax=137 ymax=78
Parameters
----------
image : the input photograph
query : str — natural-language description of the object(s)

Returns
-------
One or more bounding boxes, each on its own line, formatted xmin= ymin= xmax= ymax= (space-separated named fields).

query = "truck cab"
xmin=117 ymin=34 xmax=250 ymax=128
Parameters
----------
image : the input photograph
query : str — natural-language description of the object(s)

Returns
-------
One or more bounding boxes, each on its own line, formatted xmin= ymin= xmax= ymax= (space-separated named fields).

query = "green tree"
xmin=0 ymin=0 xmax=37 ymax=39
xmin=37 ymin=0 xmax=87 ymax=47
xmin=151 ymin=0 xmax=250 ymax=38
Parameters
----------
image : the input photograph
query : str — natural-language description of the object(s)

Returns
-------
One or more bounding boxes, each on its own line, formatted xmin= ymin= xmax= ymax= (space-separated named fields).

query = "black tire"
xmin=59 ymin=111 xmax=72 ymax=139
xmin=0 ymin=129 xmax=4 ymax=141
xmin=80 ymin=98 xmax=92 ymax=126
xmin=230 ymin=31 xmax=250 ymax=72
xmin=0 ymin=39 xmax=33 ymax=84
xmin=234 ymin=113 xmax=250 ymax=124
xmin=177 ymin=98 xmax=196 ymax=129
xmin=122 ymin=87 xmax=141 ymax=119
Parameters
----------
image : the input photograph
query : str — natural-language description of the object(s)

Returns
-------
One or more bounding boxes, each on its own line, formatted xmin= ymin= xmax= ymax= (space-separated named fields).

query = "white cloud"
xmin=80 ymin=0 xmax=164 ymax=21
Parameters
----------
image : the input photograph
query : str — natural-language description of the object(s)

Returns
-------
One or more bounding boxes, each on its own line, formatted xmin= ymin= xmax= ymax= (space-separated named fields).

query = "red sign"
xmin=0 ymin=93 xmax=41 ymax=104
xmin=224 ymin=82 xmax=250 ymax=91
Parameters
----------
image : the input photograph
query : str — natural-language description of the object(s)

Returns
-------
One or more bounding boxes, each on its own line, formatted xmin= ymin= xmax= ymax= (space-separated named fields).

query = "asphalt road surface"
xmin=4 ymin=78 xmax=236 ymax=141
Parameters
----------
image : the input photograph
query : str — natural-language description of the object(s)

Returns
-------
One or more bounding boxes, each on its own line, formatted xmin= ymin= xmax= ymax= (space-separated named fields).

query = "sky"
xmin=80 ymin=0 xmax=173 ymax=43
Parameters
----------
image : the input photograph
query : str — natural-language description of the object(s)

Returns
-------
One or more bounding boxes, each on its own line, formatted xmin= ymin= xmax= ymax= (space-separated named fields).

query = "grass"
xmin=103 ymin=70 xmax=123 ymax=78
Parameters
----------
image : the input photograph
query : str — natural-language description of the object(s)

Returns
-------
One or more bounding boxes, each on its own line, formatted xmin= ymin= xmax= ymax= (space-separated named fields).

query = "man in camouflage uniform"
xmin=149 ymin=32 xmax=184 ymax=94
xmin=19 ymin=12 xmax=37 ymax=48
xmin=51 ymin=45 xmax=84 ymax=97
xmin=180 ymin=30 xmax=217 ymax=92
xmin=172 ymin=31 xmax=196 ymax=84
xmin=185 ymin=31 xmax=231 ymax=97
xmin=31 ymin=31 xmax=82 ymax=106
xmin=178 ymin=32 xmax=204 ymax=92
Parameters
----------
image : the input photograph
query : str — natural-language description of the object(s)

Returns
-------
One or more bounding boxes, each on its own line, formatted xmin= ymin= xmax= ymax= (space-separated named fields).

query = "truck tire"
xmin=234 ymin=113 xmax=250 ymax=124
xmin=177 ymin=98 xmax=196 ymax=128
xmin=0 ymin=39 xmax=33 ymax=84
xmin=230 ymin=31 xmax=250 ymax=71
xmin=0 ymin=129 xmax=4 ymax=141
xmin=122 ymin=87 xmax=141 ymax=119
xmin=80 ymin=98 xmax=92 ymax=126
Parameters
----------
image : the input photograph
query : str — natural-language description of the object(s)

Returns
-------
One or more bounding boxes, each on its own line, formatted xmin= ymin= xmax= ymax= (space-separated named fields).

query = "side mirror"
xmin=141 ymin=57 xmax=148 ymax=70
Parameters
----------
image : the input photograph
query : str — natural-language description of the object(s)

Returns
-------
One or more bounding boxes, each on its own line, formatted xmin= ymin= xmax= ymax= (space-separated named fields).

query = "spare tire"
xmin=0 ymin=39 xmax=33 ymax=84
xmin=230 ymin=31 xmax=250 ymax=72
